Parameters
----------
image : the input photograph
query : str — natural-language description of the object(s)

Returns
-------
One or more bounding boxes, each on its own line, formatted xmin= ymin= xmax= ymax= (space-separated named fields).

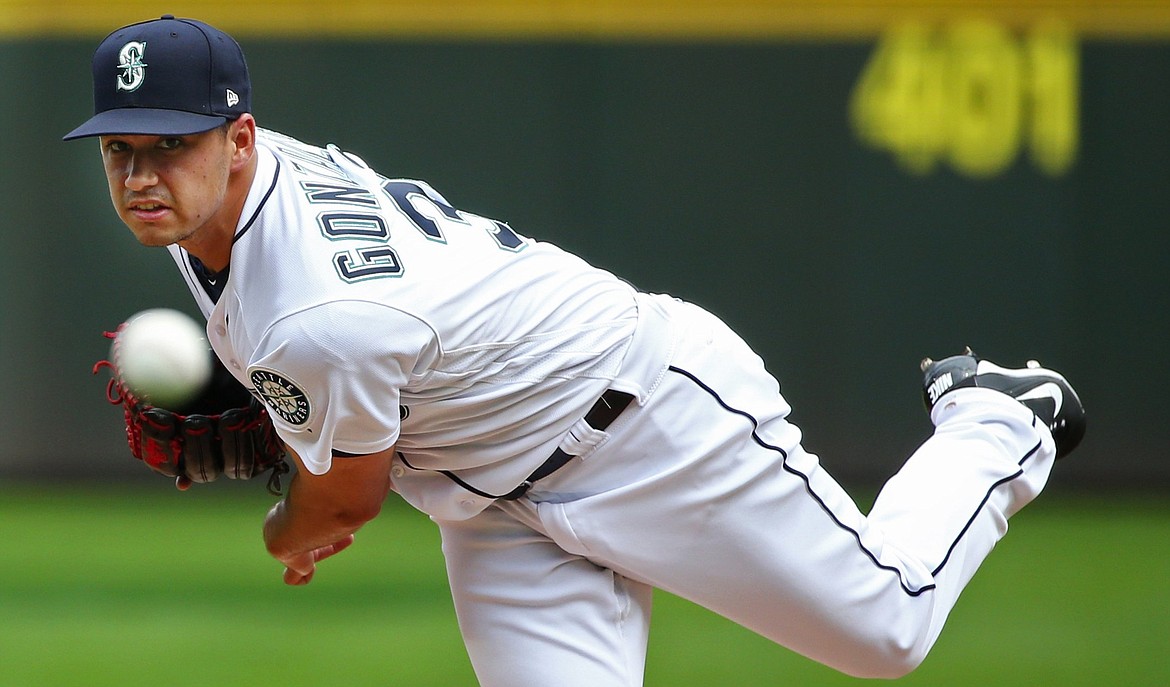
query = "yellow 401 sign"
xmin=850 ymin=20 xmax=1078 ymax=178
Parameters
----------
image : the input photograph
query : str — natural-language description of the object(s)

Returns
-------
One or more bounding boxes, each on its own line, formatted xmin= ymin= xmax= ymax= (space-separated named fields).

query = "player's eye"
xmin=103 ymin=139 xmax=130 ymax=154
xmin=158 ymin=137 xmax=184 ymax=150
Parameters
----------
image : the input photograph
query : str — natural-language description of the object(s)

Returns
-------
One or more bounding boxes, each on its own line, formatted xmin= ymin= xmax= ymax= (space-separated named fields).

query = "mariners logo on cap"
xmin=116 ymin=41 xmax=148 ymax=92
xmin=250 ymin=368 xmax=312 ymax=426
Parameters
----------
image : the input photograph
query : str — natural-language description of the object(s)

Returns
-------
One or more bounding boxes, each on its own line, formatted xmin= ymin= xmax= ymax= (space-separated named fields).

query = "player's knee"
xmin=847 ymin=648 xmax=926 ymax=680
xmin=827 ymin=627 xmax=930 ymax=679
xmin=829 ymin=652 xmax=923 ymax=680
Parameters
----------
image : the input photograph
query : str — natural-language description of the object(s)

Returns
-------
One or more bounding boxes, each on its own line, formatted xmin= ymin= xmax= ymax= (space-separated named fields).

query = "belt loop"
xmin=496 ymin=389 xmax=635 ymax=500
xmin=583 ymin=389 xmax=635 ymax=432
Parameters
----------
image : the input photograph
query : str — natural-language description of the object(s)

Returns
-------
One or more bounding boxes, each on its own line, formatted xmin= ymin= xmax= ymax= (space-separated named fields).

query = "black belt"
xmin=438 ymin=389 xmax=635 ymax=501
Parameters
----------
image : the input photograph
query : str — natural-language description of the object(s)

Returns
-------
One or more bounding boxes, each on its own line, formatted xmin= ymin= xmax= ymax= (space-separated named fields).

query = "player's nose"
xmin=123 ymin=154 xmax=159 ymax=191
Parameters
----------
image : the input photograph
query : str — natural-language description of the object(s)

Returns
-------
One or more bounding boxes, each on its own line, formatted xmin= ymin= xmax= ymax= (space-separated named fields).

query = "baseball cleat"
xmin=920 ymin=348 xmax=1086 ymax=459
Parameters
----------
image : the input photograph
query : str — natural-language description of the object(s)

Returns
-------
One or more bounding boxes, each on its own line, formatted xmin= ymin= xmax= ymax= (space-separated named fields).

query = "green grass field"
xmin=1 ymin=485 xmax=1166 ymax=686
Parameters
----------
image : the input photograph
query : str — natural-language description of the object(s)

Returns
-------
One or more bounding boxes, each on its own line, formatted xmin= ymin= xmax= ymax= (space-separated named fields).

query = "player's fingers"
xmin=313 ymin=534 xmax=355 ymax=563
xmin=174 ymin=475 xmax=192 ymax=491
xmin=280 ymin=536 xmax=355 ymax=585
xmin=281 ymin=551 xmax=316 ymax=585
xmin=283 ymin=565 xmax=314 ymax=586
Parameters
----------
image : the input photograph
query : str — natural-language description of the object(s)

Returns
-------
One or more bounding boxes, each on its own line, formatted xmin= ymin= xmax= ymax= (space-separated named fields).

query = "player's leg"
xmin=857 ymin=347 xmax=1081 ymax=650
xmin=437 ymin=504 xmax=654 ymax=687
xmin=527 ymin=299 xmax=1056 ymax=678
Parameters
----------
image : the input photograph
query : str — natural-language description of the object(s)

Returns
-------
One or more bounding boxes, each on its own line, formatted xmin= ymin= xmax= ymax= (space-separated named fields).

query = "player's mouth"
xmin=127 ymin=199 xmax=172 ymax=221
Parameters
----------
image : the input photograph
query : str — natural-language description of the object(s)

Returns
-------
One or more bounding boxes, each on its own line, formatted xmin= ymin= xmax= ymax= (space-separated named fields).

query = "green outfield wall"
xmin=2 ymin=7 xmax=1167 ymax=488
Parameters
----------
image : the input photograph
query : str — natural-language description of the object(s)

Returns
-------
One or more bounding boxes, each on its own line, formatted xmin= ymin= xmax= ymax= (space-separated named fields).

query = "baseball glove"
xmin=94 ymin=328 xmax=289 ymax=494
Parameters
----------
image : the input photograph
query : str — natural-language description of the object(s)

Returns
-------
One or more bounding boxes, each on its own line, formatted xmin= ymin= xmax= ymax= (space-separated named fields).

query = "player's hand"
xmin=279 ymin=534 xmax=355 ymax=586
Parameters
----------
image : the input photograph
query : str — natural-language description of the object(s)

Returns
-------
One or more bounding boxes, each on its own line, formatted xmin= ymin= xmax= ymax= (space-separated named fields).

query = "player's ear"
xmin=227 ymin=113 xmax=257 ymax=172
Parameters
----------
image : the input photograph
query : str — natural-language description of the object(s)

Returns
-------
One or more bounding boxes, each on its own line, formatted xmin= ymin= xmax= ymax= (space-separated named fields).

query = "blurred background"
xmin=2 ymin=2 xmax=1169 ymax=686
xmin=3 ymin=0 xmax=1166 ymax=490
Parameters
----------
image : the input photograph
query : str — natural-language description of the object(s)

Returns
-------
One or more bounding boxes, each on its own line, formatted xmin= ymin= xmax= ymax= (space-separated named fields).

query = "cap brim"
xmin=62 ymin=108 xmax=228 ymax=141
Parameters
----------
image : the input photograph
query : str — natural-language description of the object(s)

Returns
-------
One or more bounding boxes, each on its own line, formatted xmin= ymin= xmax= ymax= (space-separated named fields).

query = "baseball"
xmin=114 ymin=308 xmax=213 ymax=409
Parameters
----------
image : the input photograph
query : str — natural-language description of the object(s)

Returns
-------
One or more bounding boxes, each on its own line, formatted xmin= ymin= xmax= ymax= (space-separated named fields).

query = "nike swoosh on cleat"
xmin=1016 ymin=382 xmax=1064 ymax=416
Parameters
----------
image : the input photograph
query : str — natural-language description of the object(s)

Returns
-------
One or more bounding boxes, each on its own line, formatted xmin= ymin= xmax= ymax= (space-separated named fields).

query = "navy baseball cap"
xmin=63 ymin=15 xmax=250 ymax=140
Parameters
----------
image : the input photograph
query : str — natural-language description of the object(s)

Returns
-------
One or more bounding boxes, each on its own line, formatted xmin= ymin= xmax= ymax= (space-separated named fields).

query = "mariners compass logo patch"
xmin=116 ymin=41 xmax=148 ymax=92
xmin=250 ymin=368 xmax=312 ymax=426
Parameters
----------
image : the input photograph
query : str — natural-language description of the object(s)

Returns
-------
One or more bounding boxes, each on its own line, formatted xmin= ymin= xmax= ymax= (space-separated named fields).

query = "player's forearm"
xmin=262 ymin=475 xmax=378 ymax=562
xmin=263 ymin=445 xmax=395 ymax=563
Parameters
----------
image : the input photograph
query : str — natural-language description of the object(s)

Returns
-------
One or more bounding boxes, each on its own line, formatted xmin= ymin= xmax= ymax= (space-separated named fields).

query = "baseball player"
xmin=67 ymin=16 xmax=1086 ymax=685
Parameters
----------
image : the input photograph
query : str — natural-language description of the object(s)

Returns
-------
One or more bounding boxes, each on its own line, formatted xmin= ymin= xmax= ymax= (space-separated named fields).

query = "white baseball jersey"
xmin=170 ymin=128 xmax=638 ymax=517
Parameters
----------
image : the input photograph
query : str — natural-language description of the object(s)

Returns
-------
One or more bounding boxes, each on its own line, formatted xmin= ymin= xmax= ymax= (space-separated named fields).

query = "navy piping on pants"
xmin=666 ymin=365 xmax=1043 ymax=598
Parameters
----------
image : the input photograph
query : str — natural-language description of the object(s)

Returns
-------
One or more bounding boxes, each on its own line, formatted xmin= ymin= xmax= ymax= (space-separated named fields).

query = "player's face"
xmin=100 ymin=121 xmax=251 ymax=256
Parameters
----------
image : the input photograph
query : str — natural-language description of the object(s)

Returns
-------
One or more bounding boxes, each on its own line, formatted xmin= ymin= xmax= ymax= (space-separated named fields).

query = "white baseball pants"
xmin=437 ymin=297 xmax=1054 ymax=686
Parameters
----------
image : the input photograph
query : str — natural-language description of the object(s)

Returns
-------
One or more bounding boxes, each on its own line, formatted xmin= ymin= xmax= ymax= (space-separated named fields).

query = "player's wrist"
xmin=262 ymin=500 xmax=293 ymax=556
